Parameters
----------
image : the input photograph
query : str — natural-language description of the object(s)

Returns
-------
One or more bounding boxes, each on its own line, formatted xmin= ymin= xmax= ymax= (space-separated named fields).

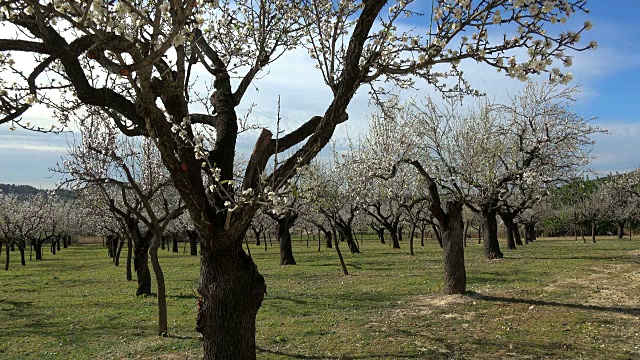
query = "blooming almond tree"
xmin=0 ymin=1 xmax=594 ymax=357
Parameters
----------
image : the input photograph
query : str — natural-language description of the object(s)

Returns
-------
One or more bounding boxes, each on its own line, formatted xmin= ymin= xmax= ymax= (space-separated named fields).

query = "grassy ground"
xmin=0 ymin=235 xmax=638 ymax=360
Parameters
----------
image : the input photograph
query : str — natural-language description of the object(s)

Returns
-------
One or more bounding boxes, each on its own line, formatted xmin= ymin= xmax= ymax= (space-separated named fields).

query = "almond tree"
xmin=60 ymin=113 xmax=184 ymax=336
xmin=0 ymin=1 xmax=594 ymax=357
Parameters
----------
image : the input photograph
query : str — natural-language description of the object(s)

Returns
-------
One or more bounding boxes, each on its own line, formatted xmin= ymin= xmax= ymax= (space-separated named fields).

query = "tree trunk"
xmin=617 ymin=221 xmax=625 ymax=239
xmin=420 ymin=223 xmax=426 ymax=246
xmin=134 ymin=238 xmax=152 ymax=296
xmin=591 ymin=221 xmax=596 ymax=243
xmin=432 ymin=224 xmax=443 ymax=249
xmin=409 ymin=223 xmax=416 ymax=256
xmin=63 ymin=235 xmax=69 ymax=248
xmin=126 ymin=235 xmax=133 ymax=281
xmin=56 ymin=237 xmax=61 ymax=251
xmin=150 ymin=234 xmax=168 ymax=336
xmin=172 ymin=233 xmax=179 ymax=253
xmin=189 ymin=231 xmax=199 ymax=256
xmin=442 ymin=201 xmax=466 ymax=295
xmin=389 ymin=228 xmax=400 ymax=249
xmin=371 ymin=225 xmax=385 ymax=244
xmin=198 ymin=240 xmax=265 ymax=360
xmin=524 ymin=224 xmax=536 ymax=244
xmin=18 ymin=239 xmax=26 ymax=266
xmin=501 ymin=213 xmax=517 ymax=250
xmin=331 ymin=226 xmax=348 ymax=275
xmin=275 ymin=214 xmax=296 ymax=265
xmin=481 ymin=206 xmax=504 ymax=259
xmin=514 ymin=226 xmax=523 ymax=246
xmin=338 ymin=224 xmax=360 ymax=254
xmin=115 ymin=236 xmax=124 ymax=266
xmin=4 ymin=243 xmax=9 ymax=270
xmin=161 ymin=235 xmax=165 ymax=250
xmin=33 ymin=242 xmax=43 ymax=260
xmin=253 ymin=230 xmax=260 ymax=246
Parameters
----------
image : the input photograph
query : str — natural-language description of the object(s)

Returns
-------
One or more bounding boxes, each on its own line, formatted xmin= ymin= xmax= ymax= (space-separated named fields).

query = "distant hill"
xmin=0 ymin=183 xmax=75 ymax=200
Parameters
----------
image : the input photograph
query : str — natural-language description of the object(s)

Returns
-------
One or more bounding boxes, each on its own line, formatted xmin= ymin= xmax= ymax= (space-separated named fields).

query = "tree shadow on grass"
xmin=266 ymin=295 xmax=308 ymax=305
xmin=467 ymin=291 xmax=640 ymax=316
xmin=257 ymin=347 xmax=423 ymax=359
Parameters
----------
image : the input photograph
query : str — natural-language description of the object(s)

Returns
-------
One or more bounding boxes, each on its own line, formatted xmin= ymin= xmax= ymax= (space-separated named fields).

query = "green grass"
xmin=1 ymin=236 xmax=639 ymax=359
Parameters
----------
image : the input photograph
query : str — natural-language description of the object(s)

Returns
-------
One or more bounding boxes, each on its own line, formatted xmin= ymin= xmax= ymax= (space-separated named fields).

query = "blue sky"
xmin=1 ymin=1 xmax=640 ymax=188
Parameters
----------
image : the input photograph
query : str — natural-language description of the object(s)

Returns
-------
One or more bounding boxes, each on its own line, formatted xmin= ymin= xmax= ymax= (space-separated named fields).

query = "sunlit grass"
xmin=1 ymin=235 xmax=638 ymax=359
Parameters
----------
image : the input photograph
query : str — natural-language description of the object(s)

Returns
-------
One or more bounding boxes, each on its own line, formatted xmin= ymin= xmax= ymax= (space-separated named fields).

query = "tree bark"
xmin=409 ymin=223 xmax=416 ymax=256
xmin=115 ymin=236 xmax=124 ymax=266
xmin=389 ymin=227 xmax=400 ymax=249
xmin=33 ymin=242 xmax=43 ymax=260
xmin=134 ymin=234 xmax=152 ymax=296
xmin=126 ymin=235 xmax=133 ymax=281
xmin=189 ymin=231 xmax=199 ymax=256
xmin=591 ymin=221 xmax=597 ymax=243
xmin=442 ymin=201 xmax=466 ymax=295
xmin=524 ymin=223 xmax=536 ymax=244
xmin=18 ymin=239 xmax=26 ymax=266
xmin=514 ymin=225 xmax=523 ymax=245
xmin=420 ymin=223 xmax=426 ymax=246
xmin=172 ymin=233 xmax=179 ymax=253
xmin=617 ymin=221 xmax=625 ymax=239
xmin=197 ymin=240 xmax=265 ymax=360
xmin=331 ymin=225 xmax=348 ymax=275
xmin=337 ymin=223 xmax=360 ymax=254
xmin=500 ymin=213 xmax=517 ymax=250
xmin=274 ymin=212 xmax=297 ymax=265
xmin=4 ymin=243 xmax=9 ymax=270
xmin=371 ymin=225 xmax=385 ymax=244
xmin=481 ymin=205 xmax=504 ymax=259
xmin=432 ymin=224 xmax=443 ymax=249
xmin=150 ymin=234 xmax=168 ymax=336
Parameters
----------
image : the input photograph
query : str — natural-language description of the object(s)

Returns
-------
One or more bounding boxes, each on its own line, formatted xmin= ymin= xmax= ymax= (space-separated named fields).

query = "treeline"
xmin=0 ymin=183 xmax=75 ymax=200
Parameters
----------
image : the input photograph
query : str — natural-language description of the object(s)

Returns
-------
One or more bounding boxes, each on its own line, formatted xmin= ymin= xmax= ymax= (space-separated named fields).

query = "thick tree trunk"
xmin=617 ymin=221 xmax=625 ymax=239
xmin=63 ymin=235 xmax=69 ymax=249
xmin=134 ymin=240 xmax=152 ymax=296
xmin=591 ymin=221 xmax=597 ymax=243
xmin=56 ymin=237 xmax=61 ymax=251
xmin=161 ymin=235 xmax=165 ymax=250
xmin=18 ymin=239 xmax=26 ymax=266
xmin=338 ymin=224 xmax=360 ymax=254
xmin=115 ymin=237 xmax=124 ymax=266
xmin=514 ymin=226 xmax=523 ymax=246
xmin=150 ymin=234 xmax=168 ymax=336
xmin=275 ymin=214 xmax=296 ymax=265
xmin=172 ymin=233 xmax=179 ymax=253
xmin=389 ymin=228 xmax=400 ymax=249
xmin=33 ymin=242 xmax=43 ymax=260
xmin=442 ymin=202 xmax=466 ymax=295
xmin=189 ymin=231 xmax=199 ymax=256
xmin=481 ymin=206 xmax=504 ymax=259
xmin=524 ymin=224 xmax=536 ymax=244
xmin=197 ymin=240 xmax=265 ymax=360
xmin=501 ymin=214 xmax=517 ymax=250
xmin=420 ymin=223 xmax=426 ymax=246
xmin=320 ymin=228 xmax=332 ymax=249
